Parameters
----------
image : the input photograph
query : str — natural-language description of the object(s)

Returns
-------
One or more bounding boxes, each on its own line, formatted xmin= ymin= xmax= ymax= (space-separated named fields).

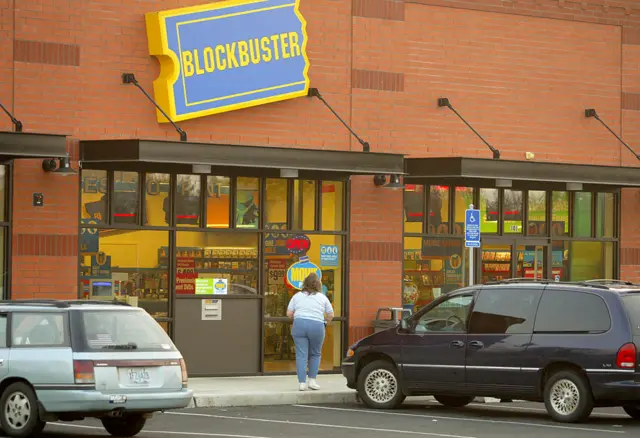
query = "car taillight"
xmin=180 ymin=358 xmax=188 ymax=386
xmin=74 ymin=360 xmax=95 ymax=384
xmin=616 ymin=343 xmax=637 ymax=369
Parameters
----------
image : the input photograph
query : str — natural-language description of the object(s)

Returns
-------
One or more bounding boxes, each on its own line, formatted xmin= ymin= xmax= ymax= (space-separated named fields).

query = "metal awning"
xmin=80 ymin=139 xmax=404 ymax=177
xmin=0 ymin=131 xmax=68 ymax=159
xmin=405 ymin=157 xmax=640 ymax=189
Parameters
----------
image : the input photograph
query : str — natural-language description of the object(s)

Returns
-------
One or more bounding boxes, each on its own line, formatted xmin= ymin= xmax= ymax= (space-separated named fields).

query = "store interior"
xmin=80 ymin=171 xmax=344 ymax=373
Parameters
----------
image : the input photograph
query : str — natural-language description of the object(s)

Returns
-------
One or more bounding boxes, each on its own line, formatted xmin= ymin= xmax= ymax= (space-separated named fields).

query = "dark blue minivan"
xmin=341 ymin=280 xmax=640 ymax=423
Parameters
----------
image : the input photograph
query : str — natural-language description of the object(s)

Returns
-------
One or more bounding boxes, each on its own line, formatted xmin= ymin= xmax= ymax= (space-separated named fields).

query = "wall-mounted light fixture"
xmin=495 ymin=178 xmax=512 ymax=188
xmin=585 ymin=108 xmax=640 ymax=161
xmin=373 ymin=174 xmax=404 ymax=190
xmin=42 ymin=153 xmax=77 ymax=176
xmin=566 ymin=182 xmax=583 ymax=191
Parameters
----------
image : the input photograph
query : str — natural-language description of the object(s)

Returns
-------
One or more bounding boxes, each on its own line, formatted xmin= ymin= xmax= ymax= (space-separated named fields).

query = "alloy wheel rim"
xmin=364 ymin=369 xmax=398 ymax=404
xmin=550 ymin=379 xmax=580 ymax=416
xmin=4 ymin=392 xmax=30 ymax=430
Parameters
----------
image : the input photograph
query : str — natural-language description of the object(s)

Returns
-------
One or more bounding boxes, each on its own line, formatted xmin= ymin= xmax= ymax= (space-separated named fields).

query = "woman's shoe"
xmin=307 ymin=379 xmax=320 ymax=390
xmin=298 ymin=383 xmax=307 ymax=391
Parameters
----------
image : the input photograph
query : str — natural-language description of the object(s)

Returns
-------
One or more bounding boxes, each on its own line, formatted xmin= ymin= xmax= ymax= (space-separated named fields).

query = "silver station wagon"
xmin=0 ymin=300 xmax=193 ymax=437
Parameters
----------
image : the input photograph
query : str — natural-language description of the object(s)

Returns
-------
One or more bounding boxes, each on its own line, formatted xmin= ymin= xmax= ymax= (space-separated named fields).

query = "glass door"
xmin=480 ymin=238 xmax=550 ymax=283
xmin=515 ymin=241 xmax=549 ymax=280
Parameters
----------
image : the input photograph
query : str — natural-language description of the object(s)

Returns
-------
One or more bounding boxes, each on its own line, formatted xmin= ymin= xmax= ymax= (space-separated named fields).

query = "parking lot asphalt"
xmin=40 ymin=400 xmax=640 ymax=438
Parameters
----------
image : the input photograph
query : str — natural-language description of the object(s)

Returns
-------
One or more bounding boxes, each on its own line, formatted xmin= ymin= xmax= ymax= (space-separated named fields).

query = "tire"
xmin=543 ymin=370 xmax=594 ymax=423
xmin=0 ymin=382 xmax=45 ymax=437
xmin=434 ymin=395 xmax=474 ymax=408
xmin=357 ymin=359 xmax=406 ymax=409
xmin=623 ymin=405 xmax=640 ymax=420
xmin=102 ymin=415 xmax=146 ymax=437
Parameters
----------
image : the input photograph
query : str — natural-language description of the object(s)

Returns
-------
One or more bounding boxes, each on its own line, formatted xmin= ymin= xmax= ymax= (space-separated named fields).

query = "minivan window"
xmin=12 ymin=313 xmax=67 ymax=346
xmin=621 ymin=294 xmax=640 ymax=335
xmin=469 ymin=288 xmax=542 ymax=334
xmin=414 ymin=295 xmax=474 ymax=333
xmin=534 ymin=289 xmax=611 ymax=333
xmin=82 ymin=310 xmax=176 ymax=351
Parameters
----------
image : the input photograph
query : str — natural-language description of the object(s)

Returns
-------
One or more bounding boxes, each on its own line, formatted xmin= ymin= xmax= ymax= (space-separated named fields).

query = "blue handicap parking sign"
xmin=465 ymin=209 xmax=481 ymax=248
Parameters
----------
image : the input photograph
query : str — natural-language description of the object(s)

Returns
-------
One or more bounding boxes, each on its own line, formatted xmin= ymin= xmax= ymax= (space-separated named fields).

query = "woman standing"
xmin=286 ymin=272 xmax=334 ymax=391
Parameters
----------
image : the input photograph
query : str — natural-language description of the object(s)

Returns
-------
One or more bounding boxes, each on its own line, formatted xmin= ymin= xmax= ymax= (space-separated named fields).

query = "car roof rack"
xmin=0 ymin=299 xmax=131 ymax=308
xmin=580 ymin=279 xmax=637 ymax=286
xmin=484 ymin=278 xmax=611 ymax=290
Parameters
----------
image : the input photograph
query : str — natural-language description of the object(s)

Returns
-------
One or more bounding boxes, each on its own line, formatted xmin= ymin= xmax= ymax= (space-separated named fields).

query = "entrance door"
xmin=479 ymin=238 xmax=550 ymax=283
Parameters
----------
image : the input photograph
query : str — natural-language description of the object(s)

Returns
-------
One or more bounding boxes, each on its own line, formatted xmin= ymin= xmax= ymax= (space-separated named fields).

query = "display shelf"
xmin=196 ymin=269 xmax=258 ymax=274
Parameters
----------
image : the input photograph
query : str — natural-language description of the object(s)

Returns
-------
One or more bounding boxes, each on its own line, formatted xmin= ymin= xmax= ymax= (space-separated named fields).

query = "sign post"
xmin=465 ymin=204 xmax=481 ymax=286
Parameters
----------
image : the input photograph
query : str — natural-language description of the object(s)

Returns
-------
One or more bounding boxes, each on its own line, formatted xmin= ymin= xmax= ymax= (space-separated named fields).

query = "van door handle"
xmin=0 ymin=359 xmax=4 ymax=366
xmin=469 ymin=340 xmax=484 ymax=350
xmin=450 ymin=340 xmax=465 ymax=349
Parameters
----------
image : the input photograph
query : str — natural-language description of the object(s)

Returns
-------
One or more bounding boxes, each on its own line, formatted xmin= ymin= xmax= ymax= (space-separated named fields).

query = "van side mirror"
xmin=399 ymin=318 xmax=412 ymax=333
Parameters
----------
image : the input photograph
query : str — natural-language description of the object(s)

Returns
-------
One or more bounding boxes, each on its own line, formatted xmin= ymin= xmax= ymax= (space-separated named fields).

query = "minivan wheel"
xmin=434 ymin=395 xmax=474 ymax=408
xmin=102 ymin=415 xmax=146 ymax=437
xmin=543 ymin=370 xmax=594 ymax=423
xmin=623 ymin=405 xmax=640 ymax=420
xmin=357 ymin=360 xmax=405 ymax=409
xmin=0 ymin=382 xmax=45 ymax=437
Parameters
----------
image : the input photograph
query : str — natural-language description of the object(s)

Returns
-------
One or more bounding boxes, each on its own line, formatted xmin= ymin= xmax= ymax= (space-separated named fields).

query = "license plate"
xmin=127 ymin=368 xmax=151 ymax=385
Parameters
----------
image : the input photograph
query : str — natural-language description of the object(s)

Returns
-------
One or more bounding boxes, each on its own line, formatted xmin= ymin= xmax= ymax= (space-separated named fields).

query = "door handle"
xmin=468 ymin=340 xmax=484 ymax=349
xmin=450 ymin=340 xmax=465 ymax=349
xmin=0 ymin=359 xmax=4 ymax=366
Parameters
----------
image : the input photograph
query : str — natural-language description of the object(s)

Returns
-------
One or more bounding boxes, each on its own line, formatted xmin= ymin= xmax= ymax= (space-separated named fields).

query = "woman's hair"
xmin=302 ymin=272 xmax=322 ymax=295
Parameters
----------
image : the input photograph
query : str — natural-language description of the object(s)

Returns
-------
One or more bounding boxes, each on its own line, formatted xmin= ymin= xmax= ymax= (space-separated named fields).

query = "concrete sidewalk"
xmin=187 ymin=374 xmax=507 ymax=408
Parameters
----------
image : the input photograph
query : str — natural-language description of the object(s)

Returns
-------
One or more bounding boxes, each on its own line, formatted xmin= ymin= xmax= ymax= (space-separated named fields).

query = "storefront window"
xmin=552 ymin=191 xmax=569 ymax=237
xmin=479 ymin=188 xmax=498 ymax=234
xmin=404 ymin=184 xmax=424 ymax=234
xmin=175 ymin=231 xmax=259 ymax=295
xmin=0 ymin=165 xmax=5 ymax=222
xmin=113 ymin=171 xmax=139 ymax=225
xmin=78 ymin=229 xmax=170 ymax=330
xmin=597 ymin=192 xmax=615 ymax=238
xmin=321 ymin=181 xmax=344 ymax=231
xmin=0 ymin=228 xmax=5 ymax=299
xmin=235 ymin=177 xmax=260 ymax=229
xmin=428 ymin=186 xmax=449 ymax=234
xmin=569 ymin=241 xmax=614 ymax=281
xmin=145 ymin=173 xmax=169 ymax=227
xmin=503 ymin=190 xmax=523 ymax=234
xmin=481 ymin=244 xmax=511 ymax=283
xmin=453 ymin=187 xmax=473 ymax=236
xmin=176 ymin=175 xmax=201 ymax=227
xmin=293 ymin=180 xmax=316 ymax=230
xmin=574 ymin=192 xmax=592 ymax=238
xmin=81 ymin=170 xmax=107 ymax=223
xmin=263 ymin=233 xmax=343 ymax=372
xmin=206 ymin=176 xmax=230 ymax=228
xmin=403 ymin=236 xmax=467 ymax=312
xmin=527 ymin=191 xmax=546 ymax=236
xmin=266 ymin=179 xmax=288 ymax=226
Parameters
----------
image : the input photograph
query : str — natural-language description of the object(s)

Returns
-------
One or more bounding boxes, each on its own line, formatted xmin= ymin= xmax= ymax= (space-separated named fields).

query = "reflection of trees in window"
xmin=404 ymin=185 xmax=424 ymax=223
xmin=481 ymin=189 xmax=498 ymax=222
xmin=429 ymin=186 xmax=448 ymax=229
xmin=113 ymin=172 xmax=139 ymax=224
xmin=503 ymin=190 xmax=523 ymax=222
xmin=173 ymin=175 xmax=201 ymax=226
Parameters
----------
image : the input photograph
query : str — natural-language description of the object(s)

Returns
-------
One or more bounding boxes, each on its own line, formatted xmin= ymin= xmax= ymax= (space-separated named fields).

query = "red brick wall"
xmin=3 ymin=0 xmax=640 ymax=335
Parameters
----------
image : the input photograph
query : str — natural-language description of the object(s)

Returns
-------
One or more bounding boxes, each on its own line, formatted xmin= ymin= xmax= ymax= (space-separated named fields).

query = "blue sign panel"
xmin=286 ymin=256 xmax=322 ymax=290
xmin=90 ymin=254 xmax=111 ymax=278
xmin=146 ymin=0 xmax=310 ymax=123
xmin=320 ymin=245 xmax=339 ymax=267
xmin=465 ymin=209 xmax=481 ymax=248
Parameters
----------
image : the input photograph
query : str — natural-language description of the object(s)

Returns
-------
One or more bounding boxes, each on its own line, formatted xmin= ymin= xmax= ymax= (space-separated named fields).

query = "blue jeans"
xmin=291 ymin=318 xmax=325 ymax=383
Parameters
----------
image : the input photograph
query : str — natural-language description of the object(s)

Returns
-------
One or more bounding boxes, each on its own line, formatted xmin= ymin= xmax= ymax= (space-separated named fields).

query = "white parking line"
xmin=292 ymin=404 xmax=626 ymax=434
xmin=167 ymin=411 xmax=476 ymax=438
xmin=49 ymin=423 xmax=275 ymax=438
xmin=462 ymin=402 xmax=628 ymax=418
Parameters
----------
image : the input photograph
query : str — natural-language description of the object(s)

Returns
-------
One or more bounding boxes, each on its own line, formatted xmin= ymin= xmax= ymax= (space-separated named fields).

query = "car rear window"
xmin=621 ymin=294 xmax=640 ymax=335
xmin=82 ymin=310 xmax=176 ymax=351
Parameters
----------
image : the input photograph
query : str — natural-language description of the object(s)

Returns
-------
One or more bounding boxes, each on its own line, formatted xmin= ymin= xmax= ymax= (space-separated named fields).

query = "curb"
xmin=190 ymin=392 xmax=519 ymax=408
xmin=193 ymin=391 xmax=358 ymax=408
